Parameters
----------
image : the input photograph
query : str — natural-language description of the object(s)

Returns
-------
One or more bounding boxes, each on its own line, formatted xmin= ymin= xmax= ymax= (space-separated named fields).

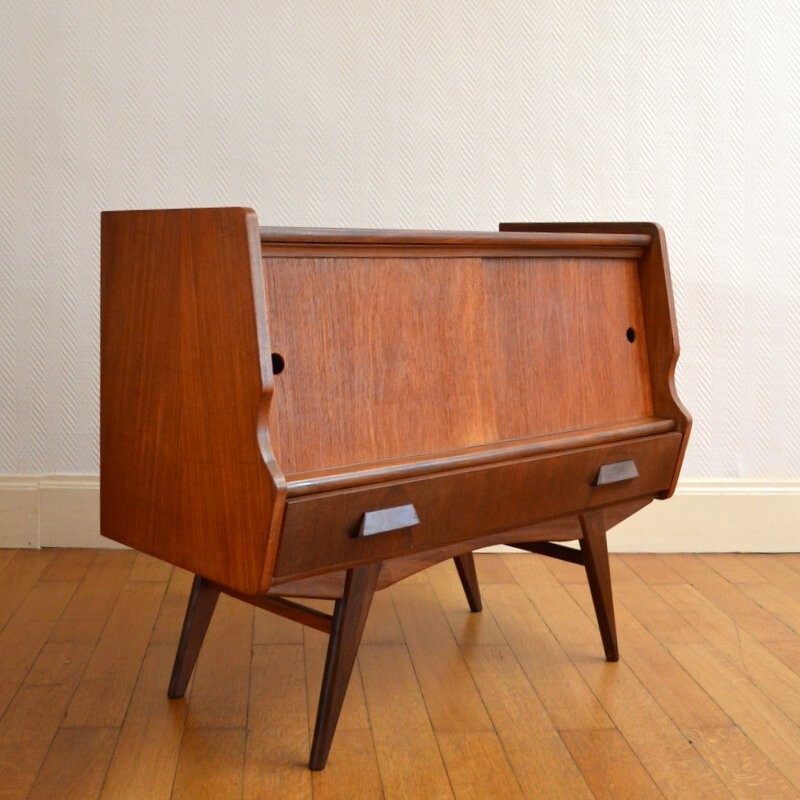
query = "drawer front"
xmin=273 ymin=432 xmax=682 ymax=581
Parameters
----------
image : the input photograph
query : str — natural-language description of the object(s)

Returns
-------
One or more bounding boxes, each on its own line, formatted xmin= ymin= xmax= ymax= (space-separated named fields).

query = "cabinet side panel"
xmin=101 ymin=208 xmax=284 ymax=594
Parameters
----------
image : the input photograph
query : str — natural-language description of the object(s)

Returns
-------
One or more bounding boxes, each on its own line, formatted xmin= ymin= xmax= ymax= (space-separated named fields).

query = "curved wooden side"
xmin=100 ymin=207 xmax=285 ymax=594
xmin=638 ymin=222 xmax=692 ymax=496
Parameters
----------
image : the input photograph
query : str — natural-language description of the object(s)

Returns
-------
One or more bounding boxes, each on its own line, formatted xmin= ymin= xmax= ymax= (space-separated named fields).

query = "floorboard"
xmin=1 ymin=550 xmax=800 ymax=799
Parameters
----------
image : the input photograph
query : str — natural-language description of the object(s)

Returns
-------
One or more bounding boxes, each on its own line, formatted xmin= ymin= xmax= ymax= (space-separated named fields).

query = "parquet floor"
xmin=1 ymin=548 xmax=799 ymax=799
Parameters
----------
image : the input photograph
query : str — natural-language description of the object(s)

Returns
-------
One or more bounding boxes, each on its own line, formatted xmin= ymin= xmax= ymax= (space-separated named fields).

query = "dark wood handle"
xmin=358 ymin=504 xmax=420 ymax=537
xmin=594 ymin=459 xmax=639 ymax=486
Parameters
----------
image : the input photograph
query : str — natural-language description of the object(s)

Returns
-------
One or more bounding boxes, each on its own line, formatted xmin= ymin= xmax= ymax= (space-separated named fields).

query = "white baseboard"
xmin=605 ymin=480 xmax=800 ymax=553
xmin=0 ymin=476 xmax=798 ymax=553
xmin=0 ymin=477 xmax=40 ymax=547
xmin=0 ymin=475 xmax=121 ymax=549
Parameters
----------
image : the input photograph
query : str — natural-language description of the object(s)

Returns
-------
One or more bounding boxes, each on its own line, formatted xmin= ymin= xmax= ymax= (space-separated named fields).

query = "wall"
xmin=1 ymin=1 xmax=798 ymax=548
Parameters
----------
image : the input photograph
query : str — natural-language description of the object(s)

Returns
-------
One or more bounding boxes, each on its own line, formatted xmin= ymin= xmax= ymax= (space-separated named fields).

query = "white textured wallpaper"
xmin=1 ymin=1 xmax=799 ymax=479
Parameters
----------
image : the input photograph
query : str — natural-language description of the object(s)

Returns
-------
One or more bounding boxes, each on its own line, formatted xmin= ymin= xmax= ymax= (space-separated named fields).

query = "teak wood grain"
xmin=101 ymin=208 xmax=285 ymax=596
xmin=500 ymin=221 xmax=692 ymax=497
xmin=263 ymin=253 xmax=653 ymax=474
xmin=99 ymin=208 xmax=690 ymax=769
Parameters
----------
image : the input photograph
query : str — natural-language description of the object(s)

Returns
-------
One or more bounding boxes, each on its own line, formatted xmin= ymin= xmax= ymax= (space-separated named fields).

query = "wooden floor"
xmin=1 ymin=550 xmax=800 ymax=799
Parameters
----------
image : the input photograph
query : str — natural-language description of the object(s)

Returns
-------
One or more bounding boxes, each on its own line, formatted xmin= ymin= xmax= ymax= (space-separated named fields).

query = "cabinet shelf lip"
xmin=284 ymin=417 xmax=678 ymax=498
xmin=259 ymin=226 xmax=652 ymax=251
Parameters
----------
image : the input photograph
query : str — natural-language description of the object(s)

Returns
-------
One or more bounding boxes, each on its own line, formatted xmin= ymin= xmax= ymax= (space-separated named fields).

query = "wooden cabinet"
xmin=100 ymin=208 xmax=690 ymax=769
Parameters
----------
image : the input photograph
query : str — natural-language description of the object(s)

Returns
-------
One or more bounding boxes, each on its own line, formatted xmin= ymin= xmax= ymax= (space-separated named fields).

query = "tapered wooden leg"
xmin=453 ymin=552 xmax=482 ymax=612
xmin=168 ymin=575 xmax=220 ymax=698
xmin=309 ymin=562 xmax=381 ymax=770
xmin=579 ymin=513 xmax=619 ymax=662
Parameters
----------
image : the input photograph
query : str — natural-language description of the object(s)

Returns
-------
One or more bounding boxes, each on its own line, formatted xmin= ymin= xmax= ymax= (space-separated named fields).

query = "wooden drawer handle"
xmin=358 ymin=504 xmax=420 ymax=537
xmin=594 ymin=459 xmax=639 ymax=486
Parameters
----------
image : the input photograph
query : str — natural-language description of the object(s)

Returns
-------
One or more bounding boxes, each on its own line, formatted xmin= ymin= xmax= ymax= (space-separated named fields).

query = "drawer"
xmin=273 ymin=432 xmax=682 ymax=581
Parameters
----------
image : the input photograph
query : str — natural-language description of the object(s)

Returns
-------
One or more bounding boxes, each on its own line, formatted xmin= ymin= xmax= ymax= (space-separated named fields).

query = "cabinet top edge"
xmin=259 ymin=226 xmax=652 ymax=249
